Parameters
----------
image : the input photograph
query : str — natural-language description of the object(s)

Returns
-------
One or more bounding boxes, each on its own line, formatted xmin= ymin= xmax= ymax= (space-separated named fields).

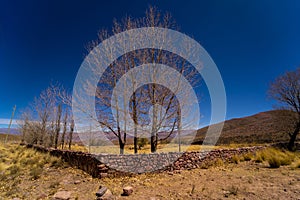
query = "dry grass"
xmin=0 ymin=143 xmax=300 ymax=199
xmin=227 ymin=147 xmax=299 ymax=169
xmin=0 ymin=133 xmax=21 ymax=143
xmin=0 ymin=143 xmax=66 ymax=198
xmin=253 ymin=148 xmax=297 ymax=168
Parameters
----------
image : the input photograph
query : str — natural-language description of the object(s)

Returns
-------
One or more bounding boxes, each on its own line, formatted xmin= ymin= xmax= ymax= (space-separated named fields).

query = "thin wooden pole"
xmin=5 ymin=105 xmax=16 ymax=143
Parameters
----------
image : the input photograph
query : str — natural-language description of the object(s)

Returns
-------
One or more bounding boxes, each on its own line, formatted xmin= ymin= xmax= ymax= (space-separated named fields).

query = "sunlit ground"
xmin=67 ymin=143 xmax=263 ymax=154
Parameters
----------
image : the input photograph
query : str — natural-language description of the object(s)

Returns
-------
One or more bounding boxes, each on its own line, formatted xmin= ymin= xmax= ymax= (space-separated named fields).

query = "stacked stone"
xmin=27 ymin=144 xmax=265 ymax=178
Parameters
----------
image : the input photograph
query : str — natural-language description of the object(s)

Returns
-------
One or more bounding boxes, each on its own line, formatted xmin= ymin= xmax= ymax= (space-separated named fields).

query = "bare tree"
xmin=269 ymin=67 xmax=300 ymax=150
xmin=19 ymin=85 xmax=57 ymax=146
xmin=54 ymin=104 xmax=62 ymax=149
xmin=34 ymin=86 xmax=56 ymax=145
xmin=19 ymin=83 xmax=70 ymax=148
xmin=68 ymin=118 xmax=74 ymax=150
xmin=73 ymin=6 xmax=200 ymax=154
xmin=19 ymin=108 xmax=38 ymax=144
xmin=61 ymin=108 xmax=68 ymax=149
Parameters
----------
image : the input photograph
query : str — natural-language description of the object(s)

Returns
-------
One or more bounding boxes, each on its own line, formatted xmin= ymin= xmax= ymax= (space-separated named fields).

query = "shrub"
xmin=30 ymin=166 xmax=43 ymax=180
xmin=231 ymin=155 xmax=240 ymax=164
xmin=255 ymin=148 xmax=296 ymax=168
xmin=268 ymin=156 xmax=281 ymax=168
xmin=293 ymin=160 xmax=300 ymax=169
xmin=50 ymin=157 xmax=64 ymax=168
xmin=227 ymin=185 xmax=238 ymax=196
xmin=214 ymin=158 xmax=224 ymax=167
xmin=254 ymin=153 xmax=264 ymax=163
xmin=49 ymin=181 xmax=60 ymax=189
xmin=0 ymin=163 xmax=8 ymax=172
xmin=138 ymin=138 xmax=148 ymax=150
xmin=8 ymin=165 xmax=20 ymax=176
xmin=279 ymin=156 xmax=292 ymax=166
xmin=243 ymin=153 xmax=253 ymax=161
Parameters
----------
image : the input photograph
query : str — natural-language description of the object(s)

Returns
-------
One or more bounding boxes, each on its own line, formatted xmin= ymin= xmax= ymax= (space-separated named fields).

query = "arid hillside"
xmin=194 ymin=110 xmax=298 ymax=145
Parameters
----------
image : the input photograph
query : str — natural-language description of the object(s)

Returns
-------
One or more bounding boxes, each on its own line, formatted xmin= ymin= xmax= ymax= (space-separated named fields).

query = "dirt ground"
xmin=100 ymin=161 xmax=300 ymax=200
xmin=0 ymin=145 xmax=300 ymax=200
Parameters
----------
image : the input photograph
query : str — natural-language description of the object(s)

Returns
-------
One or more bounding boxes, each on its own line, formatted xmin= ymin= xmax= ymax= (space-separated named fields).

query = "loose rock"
xmin=96 ymin=186 xmax=108 ymax=197
xmin=122 ymin=186 xmax=133 ymax=196
xmin=97 ymin=189 xmax=114 ymax=200
xmin=52 ymin=191 xmax=72 ymax=200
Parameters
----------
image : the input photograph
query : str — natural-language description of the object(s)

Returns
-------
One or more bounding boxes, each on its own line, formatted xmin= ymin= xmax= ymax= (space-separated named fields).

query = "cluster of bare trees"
xmin=76 ymin=6 xmax=199 ymax=154
xmin=19 ymin=7 xmax=200 ymax=154
xmin=19 ymin=84 xmax=74 ymax=149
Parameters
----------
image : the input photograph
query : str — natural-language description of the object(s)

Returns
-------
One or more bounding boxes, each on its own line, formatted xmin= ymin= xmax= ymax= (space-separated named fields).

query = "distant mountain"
xmin=0 ymin=128 xmax=20 ymax=135
xmin=193 ymin=110 xmax=295 ymax=145
xmin=6 ymin=110 xmax=296 ymax=145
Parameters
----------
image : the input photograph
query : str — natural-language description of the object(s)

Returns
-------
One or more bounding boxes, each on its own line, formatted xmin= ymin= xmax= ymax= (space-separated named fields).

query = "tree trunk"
xmin=288 ymin=125 xmax=299 ymax=151
xmin=151 ymin=86 xmax=158 ymax=153
xmin=132 ymin=92 xmax=138 ymax=154
xmin=61 ymin=110 xmax=68 ymax=149
xmin=68 ymin=119 xmax=74 ymax=150
xmin=54 ymin=104 xmax=62 ymax=149
xmin=119 ymin=142 xmax=125 ymax=154
xmin=151 ymin=135 xmax=156 ymax=153
xmin=134 ymin=133 xmax=138 ymax=154
xmin=177 ymin=109 xmax=181 ymax=152
xmin=118 ymin=127 xmax=126 ymax=154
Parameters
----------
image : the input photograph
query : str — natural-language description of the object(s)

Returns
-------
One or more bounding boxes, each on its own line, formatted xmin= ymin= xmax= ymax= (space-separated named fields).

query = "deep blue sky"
xmin=1 ymin=0 xmax=300 ymax=127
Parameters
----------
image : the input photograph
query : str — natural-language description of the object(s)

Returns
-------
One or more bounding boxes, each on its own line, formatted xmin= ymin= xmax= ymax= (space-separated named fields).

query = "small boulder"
xmin=52 ymin=191 xmax=71 ymax=200
xmin=122 ymin=186 xmax=133 ymax=196
xmin=96 ymin=186 xmax=108 ymax=197
xmin=100 ymin=173 xmax=108 ymax=178
xmin=98 ymin=164 xmax=106 ymax=168
xmin=97 ymin=188 xmax=114 ymax=200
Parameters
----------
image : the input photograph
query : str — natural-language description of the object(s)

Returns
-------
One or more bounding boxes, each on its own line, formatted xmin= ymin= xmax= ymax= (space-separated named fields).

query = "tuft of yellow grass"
xmin=254 ymin=148 xmax=298 ymax=168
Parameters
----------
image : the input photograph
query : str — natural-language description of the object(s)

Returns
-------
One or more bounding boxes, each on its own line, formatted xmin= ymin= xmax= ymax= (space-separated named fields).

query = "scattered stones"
xmin=122 ymin=186 xmax=134 ymax=196
xmin=52 ymin=191 xmax=72 ymax=200
xmin=74 ymin=180 xmax=81 ymax=184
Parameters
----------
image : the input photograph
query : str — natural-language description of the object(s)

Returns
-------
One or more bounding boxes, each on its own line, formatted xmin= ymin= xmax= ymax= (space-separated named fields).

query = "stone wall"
xmin=27 ymin=144 xmax=265 ymax=178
